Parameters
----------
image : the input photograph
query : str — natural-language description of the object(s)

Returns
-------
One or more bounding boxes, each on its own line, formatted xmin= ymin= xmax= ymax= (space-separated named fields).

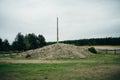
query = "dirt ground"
xmin=0 ymin=58 xmax=96 ymax=64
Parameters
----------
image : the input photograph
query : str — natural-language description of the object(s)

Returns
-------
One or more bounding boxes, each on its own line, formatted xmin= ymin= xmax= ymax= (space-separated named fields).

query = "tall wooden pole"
xmin=57 ymin=17 xmax=59 ymax=43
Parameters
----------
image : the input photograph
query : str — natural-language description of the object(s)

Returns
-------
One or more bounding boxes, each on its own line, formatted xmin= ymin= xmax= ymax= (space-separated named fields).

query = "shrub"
xmin=25 ymin=54 xmax=31 ymax=58
xmin=88 ymin=47 xmax=97 ymax=54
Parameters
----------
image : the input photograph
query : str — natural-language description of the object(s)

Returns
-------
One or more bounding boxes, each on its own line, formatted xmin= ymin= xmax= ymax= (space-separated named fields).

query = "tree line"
xmin=0 ymin=34 xmax=120 ymax=52
xmin=61 ymin=37 xmax=120 ymax=46
xmin=0 ymin=33 xmax=46 ymax=51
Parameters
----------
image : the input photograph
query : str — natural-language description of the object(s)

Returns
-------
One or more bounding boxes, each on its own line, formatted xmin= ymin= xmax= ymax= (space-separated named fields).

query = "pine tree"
xmin=12 ymin=33 xmax=26 ymax=51
xmin=0 ymin=38 xmax=3 ymax=51
xmin=3 ymin=39 xmax=10 ymax=51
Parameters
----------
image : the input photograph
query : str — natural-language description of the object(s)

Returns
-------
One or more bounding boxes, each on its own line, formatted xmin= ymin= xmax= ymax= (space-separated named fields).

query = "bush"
xmin=88 ymin=47 xmax=97 ymax=54
xmin=25 ymin=54 xmax=31 ymax=58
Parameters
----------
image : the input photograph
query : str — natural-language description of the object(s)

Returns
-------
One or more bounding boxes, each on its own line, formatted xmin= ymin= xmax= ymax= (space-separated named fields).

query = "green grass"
xmin=0 ymin=53 xmax=17 ymax=58
xmin=0 ymin=54 xmax=120 ymax=80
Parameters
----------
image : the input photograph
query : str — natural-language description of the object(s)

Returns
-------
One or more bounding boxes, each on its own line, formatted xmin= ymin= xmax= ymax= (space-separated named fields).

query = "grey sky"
xmin=0 ymin=0 xmax=120 ymax=43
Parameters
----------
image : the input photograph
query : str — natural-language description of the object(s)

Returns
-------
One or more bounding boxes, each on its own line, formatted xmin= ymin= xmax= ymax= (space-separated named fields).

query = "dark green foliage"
xmin=2 ymin=39 xmax=10 ymax=51
xmin=0 ymin=33 xmax=46 ymax=51
xmin=38 ymin=34 xmax=46 ymax=47
xmin=26 ymin=33 xmax=38 ymax=49
xmin=12 ymin=33 xmax=46 ymax=51
xmin=24 ymin=33 xmax=46 ymax=50
xmin=12 ymin=33 xmax=26 ymax=51
xmin=0 ymin=38 xmax=3 ymax=51
xmin=25 ymin=54 xmax=31 ymax=58
xmin=0 ymin=38 xmax=10 ymax=51
xmin=0 ymin=34 xmax=120 ymax=52
xmin=60 ymin=37 xmax=120 ymax=46
xmin=88 ymin=47 xmax=97 ymax=54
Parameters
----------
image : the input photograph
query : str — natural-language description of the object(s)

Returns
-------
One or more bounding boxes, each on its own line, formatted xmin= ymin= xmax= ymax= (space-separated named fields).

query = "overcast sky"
xmin=0 ymin=0 xmax=120 ymax=43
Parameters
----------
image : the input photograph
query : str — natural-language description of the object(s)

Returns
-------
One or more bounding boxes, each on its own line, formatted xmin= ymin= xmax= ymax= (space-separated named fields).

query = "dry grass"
xmin=65 ymin=65 xmax=120 ymax=80
xmin=82 ymin=45 xmax=120 ymax=49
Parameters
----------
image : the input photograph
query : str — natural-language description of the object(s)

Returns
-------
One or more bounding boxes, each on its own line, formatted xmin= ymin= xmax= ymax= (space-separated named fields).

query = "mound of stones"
xmin=19 ymin=43 xmax=92 ymax=59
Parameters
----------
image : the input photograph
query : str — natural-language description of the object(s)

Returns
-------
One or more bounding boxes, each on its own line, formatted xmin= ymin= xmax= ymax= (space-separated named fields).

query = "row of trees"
xmin=0 ymin=34 xmax=120 ymax=51
xmin=61 ymin=37 xmax=120 ymax=46
xmin=0 ymin=33 xmax=46 ymax=51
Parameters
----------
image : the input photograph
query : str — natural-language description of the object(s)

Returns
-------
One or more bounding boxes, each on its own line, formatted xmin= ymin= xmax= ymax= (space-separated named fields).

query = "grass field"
xmin=0 ymin=54 xmax=120 ymax=80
